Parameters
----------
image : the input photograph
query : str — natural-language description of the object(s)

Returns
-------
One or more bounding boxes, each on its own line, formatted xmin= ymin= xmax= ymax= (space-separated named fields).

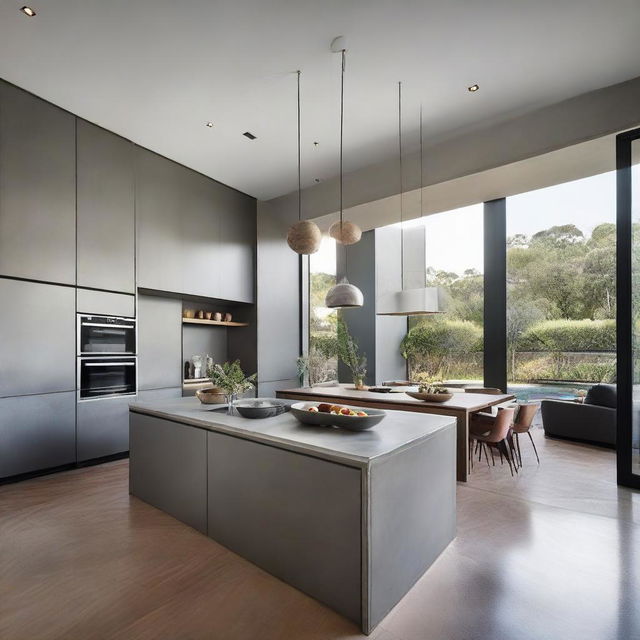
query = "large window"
xmin=308 ymin=235 xmax=338 ymax=384
xmin=403 ymin=204 xmax=484 ymax=383
xmin=506 ymin=173 xmax=616 ymax=401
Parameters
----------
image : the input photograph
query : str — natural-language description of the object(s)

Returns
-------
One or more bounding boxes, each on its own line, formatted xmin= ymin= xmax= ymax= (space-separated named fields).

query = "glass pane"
xmin=506 ymin=173 xmax=616 ymax=408
xmin=308 ymin=235 xmax=338 ymax=385
xmin=631 ymin=140 xmax=640 ymax=475
xmin=405 ymin=204 xmax=484 ymax=385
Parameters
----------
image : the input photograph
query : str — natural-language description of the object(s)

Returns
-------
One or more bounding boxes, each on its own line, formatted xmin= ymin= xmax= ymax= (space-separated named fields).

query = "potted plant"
xmin=207 ymin=360 xmax=256 ymax=414
xmin=337 ymin=317 xmax=367 ymax=390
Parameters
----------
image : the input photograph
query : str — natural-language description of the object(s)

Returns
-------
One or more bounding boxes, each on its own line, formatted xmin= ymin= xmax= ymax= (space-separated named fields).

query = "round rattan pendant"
xmin=287 ymin=219 xmax=322 ymax=254
xmin=329 ymin=220 xmax=362 ymax=245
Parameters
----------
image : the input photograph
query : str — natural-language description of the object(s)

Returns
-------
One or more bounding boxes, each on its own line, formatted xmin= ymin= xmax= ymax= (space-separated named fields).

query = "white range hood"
xmin=376 ymin=286 xmax=441 ymax=316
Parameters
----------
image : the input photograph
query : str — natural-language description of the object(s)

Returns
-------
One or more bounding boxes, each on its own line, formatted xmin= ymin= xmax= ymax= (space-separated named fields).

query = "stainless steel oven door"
xmin=78 ymin=356 xmax=137 ymax=400
xmin=78 ymin=315 xmax=136 ymax=355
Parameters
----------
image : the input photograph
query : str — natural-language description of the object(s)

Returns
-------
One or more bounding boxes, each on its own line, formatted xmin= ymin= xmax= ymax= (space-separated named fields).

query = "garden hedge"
xmin=516 ymin=319 xmax=615 ymax=352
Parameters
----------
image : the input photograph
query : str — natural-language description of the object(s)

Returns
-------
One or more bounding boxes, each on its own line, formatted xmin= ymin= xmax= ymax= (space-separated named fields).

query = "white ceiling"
xmin=1 ymin=0 xmax=639 ymax=201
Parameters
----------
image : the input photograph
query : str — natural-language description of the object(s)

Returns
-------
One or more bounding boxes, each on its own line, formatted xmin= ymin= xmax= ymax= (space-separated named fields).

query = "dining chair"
xmin=469 ymin=407 xmax=517 ymax=476
xmin=511 ymin=403 xmax=541 ymax=466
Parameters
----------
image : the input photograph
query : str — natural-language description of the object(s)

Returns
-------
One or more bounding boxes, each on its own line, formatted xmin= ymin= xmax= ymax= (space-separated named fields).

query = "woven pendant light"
xmin=325 ymin=45 xmax=363 ymax=309
xmin=287 ymin=70 xmax=322 ymax=255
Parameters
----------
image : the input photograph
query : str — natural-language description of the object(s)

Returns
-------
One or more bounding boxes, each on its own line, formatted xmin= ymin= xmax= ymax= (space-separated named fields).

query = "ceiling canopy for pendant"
xmin=325 ymin=43 xmax=363 ymax=309
xmin=287 ymin=70 xmax=322 ymax=255
xmin=376 ymin=86 xmax=441 ymax=316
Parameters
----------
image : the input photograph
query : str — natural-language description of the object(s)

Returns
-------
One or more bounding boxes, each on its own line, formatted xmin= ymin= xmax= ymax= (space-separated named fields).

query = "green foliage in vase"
xmin=207 ymin=360 xmax=256 ymax=396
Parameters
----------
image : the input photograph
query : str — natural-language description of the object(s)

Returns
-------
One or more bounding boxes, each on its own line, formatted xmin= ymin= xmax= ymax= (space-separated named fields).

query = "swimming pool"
xmin=507 ymin=382 xmax=593 ymax=403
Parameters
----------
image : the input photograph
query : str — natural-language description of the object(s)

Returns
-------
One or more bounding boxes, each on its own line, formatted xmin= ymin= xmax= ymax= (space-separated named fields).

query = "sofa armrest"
xmin=541 ymin=400 xmax=616 ymax=446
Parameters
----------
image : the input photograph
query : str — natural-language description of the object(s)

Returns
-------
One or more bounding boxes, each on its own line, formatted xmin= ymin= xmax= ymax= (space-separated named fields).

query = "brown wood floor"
xmin=1 ymin=426 xmax=639 ymax=640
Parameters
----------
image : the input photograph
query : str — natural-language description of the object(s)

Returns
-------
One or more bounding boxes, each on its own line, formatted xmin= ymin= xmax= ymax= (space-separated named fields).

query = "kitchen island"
xmin=129 ymin=397 xmax=456 ymax=634
xmin=277 ymin=384 xmax=515 ymax=482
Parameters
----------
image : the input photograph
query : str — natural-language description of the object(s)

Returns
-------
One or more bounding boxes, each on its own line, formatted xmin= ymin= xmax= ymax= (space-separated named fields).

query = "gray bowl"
xmin=234 ymin=398 xmax=288 ymax=419
xmin=290 ymin=402 xmax=386 ymax=431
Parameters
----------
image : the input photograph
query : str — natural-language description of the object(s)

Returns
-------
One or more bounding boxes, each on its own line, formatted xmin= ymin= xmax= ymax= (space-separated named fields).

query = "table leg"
xmin=456 ymin=411 xmax=469 ymax=482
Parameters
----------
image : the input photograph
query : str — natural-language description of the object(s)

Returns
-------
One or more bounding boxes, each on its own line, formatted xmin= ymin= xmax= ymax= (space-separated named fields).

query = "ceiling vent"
xmin=243 ymin=131 xmax=257 ymax=140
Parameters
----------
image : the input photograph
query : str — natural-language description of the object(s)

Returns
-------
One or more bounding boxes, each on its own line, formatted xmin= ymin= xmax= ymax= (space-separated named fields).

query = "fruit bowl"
xmin=290 ymin=402 xmax=386 ymax=431
xmin=405 ymin=391 xmax=453 ymax=403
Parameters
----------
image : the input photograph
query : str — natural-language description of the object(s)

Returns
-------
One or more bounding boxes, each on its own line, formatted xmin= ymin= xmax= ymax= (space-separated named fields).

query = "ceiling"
xmin=1 ymin=0 xmax=639 ymax=201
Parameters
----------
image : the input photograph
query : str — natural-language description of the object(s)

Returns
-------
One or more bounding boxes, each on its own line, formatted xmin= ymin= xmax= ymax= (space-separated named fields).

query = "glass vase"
xmin=226 ymin=393 xmax=237 ymax=415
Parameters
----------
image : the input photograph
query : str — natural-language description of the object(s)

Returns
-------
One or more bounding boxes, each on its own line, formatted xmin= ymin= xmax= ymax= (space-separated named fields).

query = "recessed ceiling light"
xmin=205 ymin=121 xmax=214 ymax=128
xmin=243 ymin=131 xmax=257 ymax=140
xmin=314 ymin=178 xmax=321 ymax=183
xmin=468 ymin=84 xmax=479 ymax=92
xmin=20 ymin=6 xmax=36 ymax=16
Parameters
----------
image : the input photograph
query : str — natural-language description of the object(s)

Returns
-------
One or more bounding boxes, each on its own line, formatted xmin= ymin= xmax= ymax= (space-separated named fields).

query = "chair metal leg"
xmin=499 ymin=440 xmax=515 ymax=477
xmin=483 ymin=443 xmax=490 ymax=467
xmin=515 ymin=432 xmax=523 ymax=467
xmin=489 ymin=446 xmax=495 ymax=466
xmin=527 ymin=430 xmax=540 ymax=464
xmin=498 ymin=447 xmax=504 ymax=465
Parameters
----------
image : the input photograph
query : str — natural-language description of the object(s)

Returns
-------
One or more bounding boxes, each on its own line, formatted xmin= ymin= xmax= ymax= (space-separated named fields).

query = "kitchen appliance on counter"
xmin=78 ymin=314 xmax=136 ymax=355
xmin=77 ymin=314 xmax=137 ymax=401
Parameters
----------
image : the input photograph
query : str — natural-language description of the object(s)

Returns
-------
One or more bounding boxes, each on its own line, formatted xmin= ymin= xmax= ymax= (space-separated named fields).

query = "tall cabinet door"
xmin=0 ymin=278 xmax=75 ymax=398
xmin=0 ymin=81 xmax=76 ymax=284
xmin=217 ymin=187 xmax=256 ymax=303
xmin=77 ymin=120 xmax=135 ymax=293
xmin=135 ymin=148 xmax=184 ymax=294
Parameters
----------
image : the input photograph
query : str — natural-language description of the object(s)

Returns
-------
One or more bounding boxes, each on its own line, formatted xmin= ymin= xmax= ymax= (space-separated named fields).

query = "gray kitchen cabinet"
xmin=0 ymin=392 xmax=76 ymax=479
xmin=217 ymin=188 xmax=256 ymax=303
xmin=135 ymin=147 xmax=184 ymax=294
xmin=179 ymin=171 xmax=221 ymax=298
xmin=137 ymin=294 xmax=182 ymax=390
xmin=0 ymin=278 xmax=75 ymax=397
xmin=0 ymin=81 xmax=76 ymax=284
xmin=76 ymin=289 xmax=135 ymax=318
xmin=77 ymin=120 xmax=135 ymax=293
xmin=77 ymin=396 xmax=132 ymax=461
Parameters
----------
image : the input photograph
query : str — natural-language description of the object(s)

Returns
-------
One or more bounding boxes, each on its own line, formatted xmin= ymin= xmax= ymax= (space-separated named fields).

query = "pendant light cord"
xmin=340 ymin=49 xmax=347 ymax=277
xmin=420 ymin=103 xmax=424 ymax=216
xmin=297 ymin=70 xmax=302 ymax=222
xmin=398 ymin=81 xmax=404 ymax=291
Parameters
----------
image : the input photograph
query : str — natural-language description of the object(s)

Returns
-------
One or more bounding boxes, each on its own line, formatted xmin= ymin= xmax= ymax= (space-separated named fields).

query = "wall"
xmin=256 ymin=201 xmax=300 ymax=396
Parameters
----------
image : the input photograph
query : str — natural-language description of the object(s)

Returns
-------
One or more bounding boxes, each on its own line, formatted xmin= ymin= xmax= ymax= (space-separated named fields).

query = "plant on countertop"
xmin=207 ymin=360 xmax=256 ymax=413
xmin=337 ymin=317 xmax=367 ymax=389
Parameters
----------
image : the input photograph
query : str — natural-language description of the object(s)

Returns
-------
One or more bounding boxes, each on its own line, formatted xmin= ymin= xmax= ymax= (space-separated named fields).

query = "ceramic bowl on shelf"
xmin=196 ymin=388 xmax=226 ymax=404
xmin=183 ymin=309 xmax=196 ymax=319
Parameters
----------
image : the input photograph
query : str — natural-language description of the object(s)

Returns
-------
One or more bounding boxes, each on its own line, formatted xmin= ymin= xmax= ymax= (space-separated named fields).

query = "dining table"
xmin=276 ymin=384 xmax=516 ymax=482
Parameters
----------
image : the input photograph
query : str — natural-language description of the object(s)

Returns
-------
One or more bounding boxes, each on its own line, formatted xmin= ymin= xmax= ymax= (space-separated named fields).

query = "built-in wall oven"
xmin=77 ymin=314 xmax=137 ymax=400
xmin=78 ymin=356 xmax=137 ymax=400
xmin=78 ymin=314 xmax=136 ymax=355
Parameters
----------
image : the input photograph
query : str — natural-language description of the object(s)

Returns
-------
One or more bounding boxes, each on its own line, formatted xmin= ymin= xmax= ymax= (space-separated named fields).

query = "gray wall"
xmin=337 ymin=229 xmax=407 ymax=386
xmin=256 ymin=201 xmax=300 ymax=395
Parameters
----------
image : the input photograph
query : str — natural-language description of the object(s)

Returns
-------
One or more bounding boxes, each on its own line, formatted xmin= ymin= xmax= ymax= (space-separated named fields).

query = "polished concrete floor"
xmin=1 ymin=426 xmax=639 ymax=640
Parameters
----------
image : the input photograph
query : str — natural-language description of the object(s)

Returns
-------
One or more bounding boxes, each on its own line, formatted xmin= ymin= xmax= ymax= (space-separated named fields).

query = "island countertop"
xmin=129 ymin=396 xmax=455 ymax=469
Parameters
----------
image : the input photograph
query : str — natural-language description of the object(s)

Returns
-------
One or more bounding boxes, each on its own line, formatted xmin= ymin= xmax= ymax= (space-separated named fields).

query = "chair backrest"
xmin=483 ymin=407 xmax=515 ymax=442
xmin=514 ymin=403 xmax=539 ymax=430
xmin=466 ymin=387 xmax=503 ymax=395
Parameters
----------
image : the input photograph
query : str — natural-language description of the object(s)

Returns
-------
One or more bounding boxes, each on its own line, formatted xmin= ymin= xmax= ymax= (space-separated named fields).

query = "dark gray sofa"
xmin=541 ymin=384 xmax=616 ymax=448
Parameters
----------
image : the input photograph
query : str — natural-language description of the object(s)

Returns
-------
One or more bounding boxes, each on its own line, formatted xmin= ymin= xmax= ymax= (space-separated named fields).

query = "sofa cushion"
xmin=584 ymin=383 xmax=617 ymax=408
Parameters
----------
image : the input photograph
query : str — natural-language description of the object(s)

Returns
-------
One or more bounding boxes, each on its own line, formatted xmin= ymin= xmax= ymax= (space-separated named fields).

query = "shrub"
xmin=513 ymin=356 xmax=616 ymax=383
xmin=401 ymin=319 xmax=483 ymax=379
xmin=517 ymin=319 xmax=615 ymax=352
xmin=309 ymin=333 xmax=338 ymax=359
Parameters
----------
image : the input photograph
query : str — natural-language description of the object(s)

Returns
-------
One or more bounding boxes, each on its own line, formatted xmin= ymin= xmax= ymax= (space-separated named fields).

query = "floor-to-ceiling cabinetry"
xmin=0 ymin=78 xmax=257 ymax=481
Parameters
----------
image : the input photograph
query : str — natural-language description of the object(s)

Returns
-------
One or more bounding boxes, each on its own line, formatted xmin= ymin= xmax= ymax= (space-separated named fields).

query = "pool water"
xmin=507 ymin=382 xmax=593 ymax=403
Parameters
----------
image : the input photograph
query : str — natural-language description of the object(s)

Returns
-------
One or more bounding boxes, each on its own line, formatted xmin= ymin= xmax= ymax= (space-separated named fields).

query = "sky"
xmin=310 ymin=169 xmax=618 ymax=276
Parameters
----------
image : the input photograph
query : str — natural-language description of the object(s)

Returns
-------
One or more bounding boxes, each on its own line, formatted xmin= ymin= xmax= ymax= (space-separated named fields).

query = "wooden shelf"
xmin=182 ymin=318 xmax=249 ymax=328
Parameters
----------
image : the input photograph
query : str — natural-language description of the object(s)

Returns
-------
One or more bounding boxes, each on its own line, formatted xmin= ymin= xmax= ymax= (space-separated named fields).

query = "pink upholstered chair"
xmin=469 ymin=407 xmax=517 ymax=476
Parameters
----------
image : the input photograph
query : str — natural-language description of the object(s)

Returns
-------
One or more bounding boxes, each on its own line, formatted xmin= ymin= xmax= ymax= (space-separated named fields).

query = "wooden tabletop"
xmin=277 ymin=384 xmax=515 ymax=414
